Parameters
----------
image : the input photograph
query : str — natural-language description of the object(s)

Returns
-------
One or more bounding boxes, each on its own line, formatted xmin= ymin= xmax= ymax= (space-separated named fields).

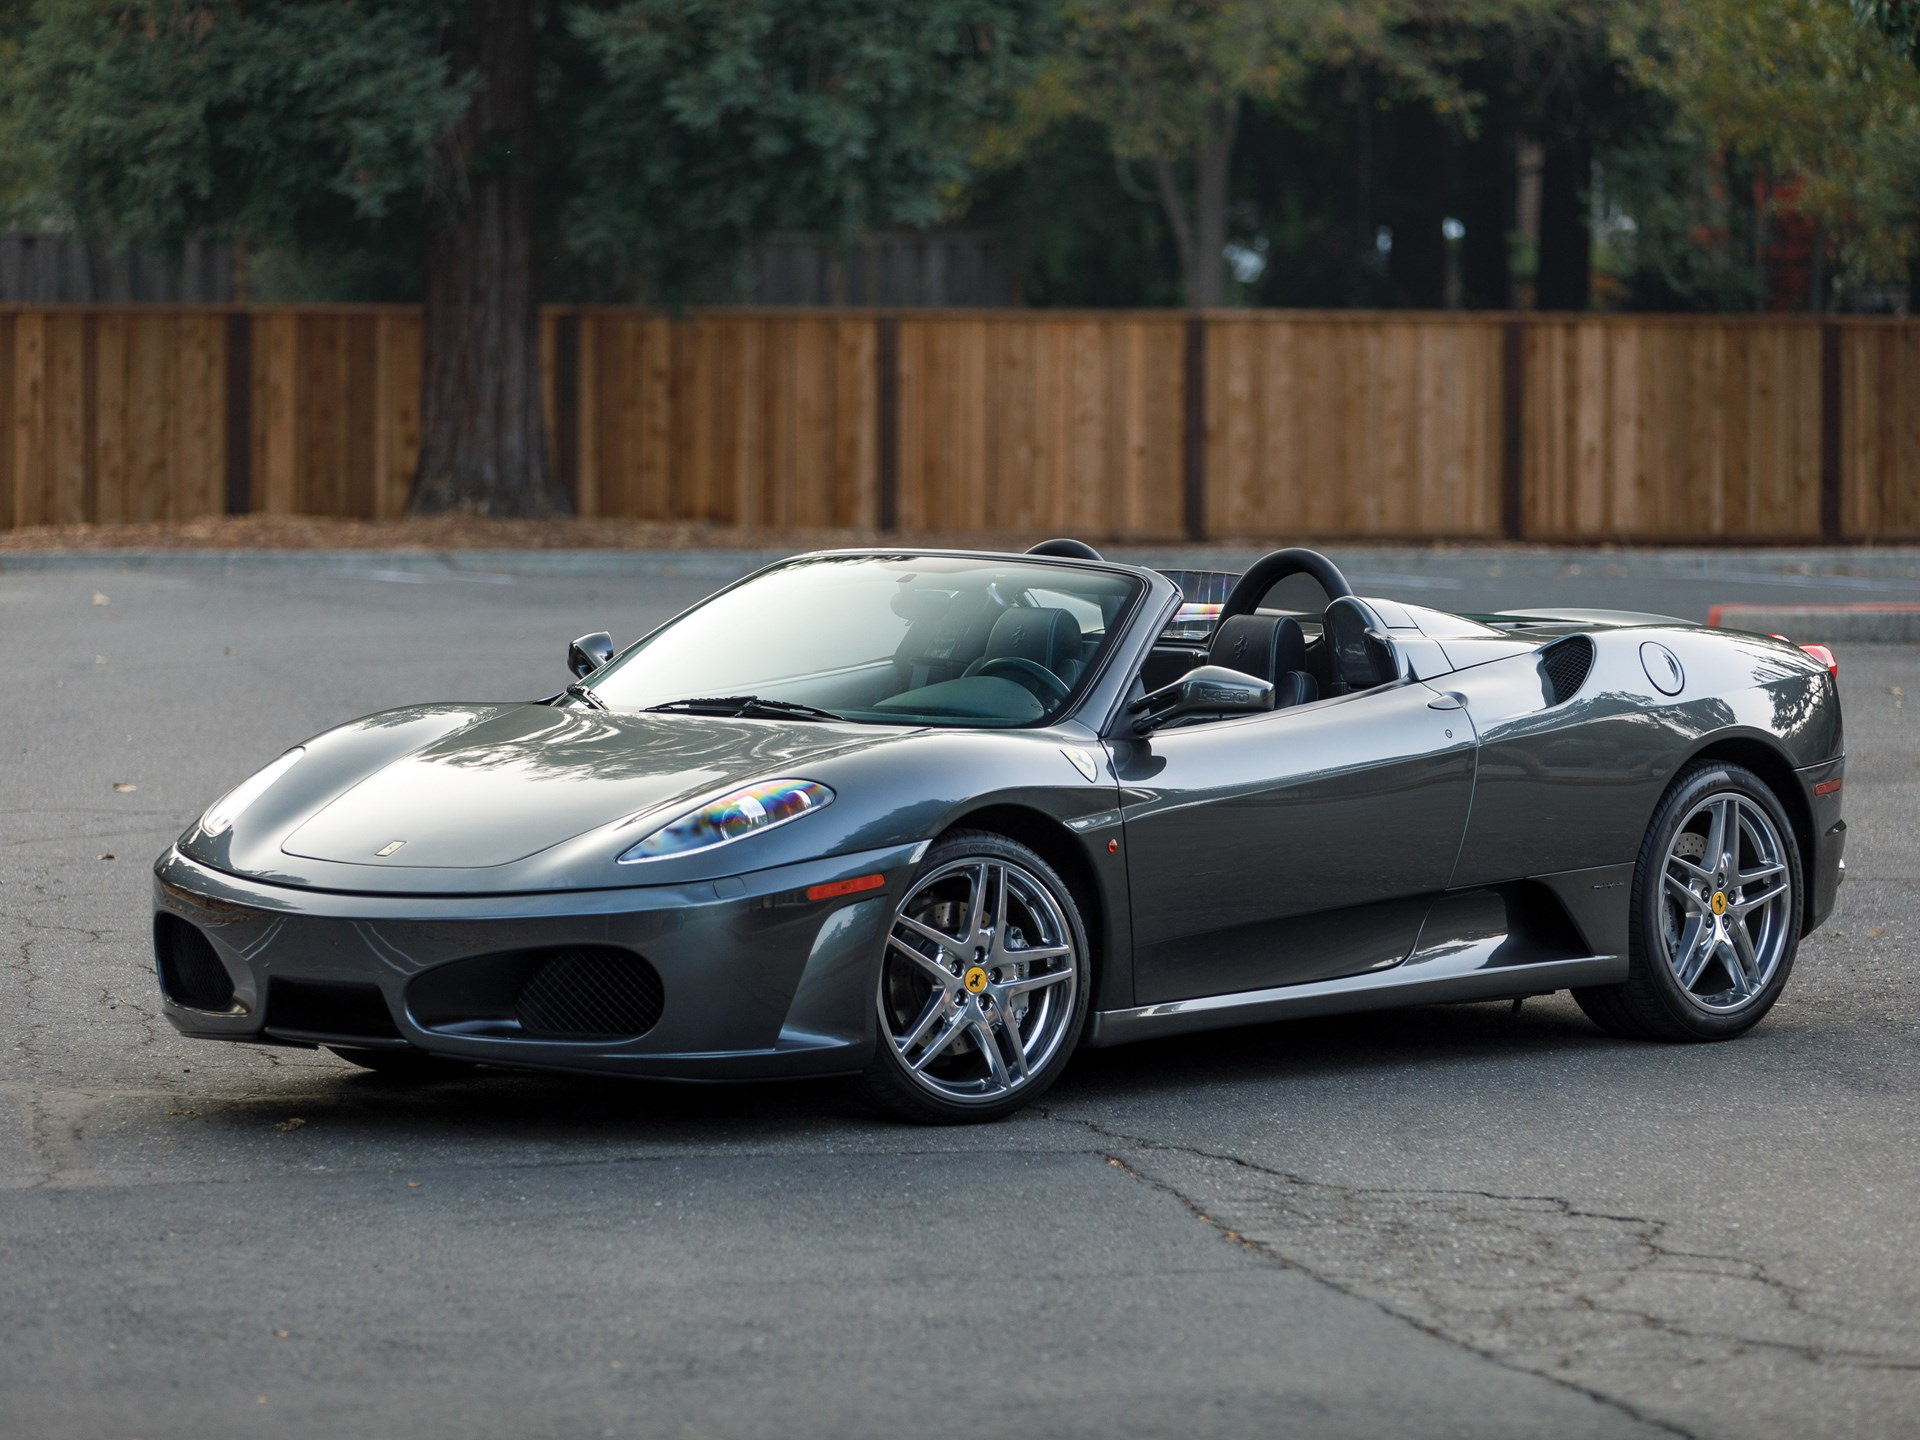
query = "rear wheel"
xmin=1574 ymin=761 xmax=1801 ymax=1041
xmin=859 ymin=831 xmax=1090 ymax=1124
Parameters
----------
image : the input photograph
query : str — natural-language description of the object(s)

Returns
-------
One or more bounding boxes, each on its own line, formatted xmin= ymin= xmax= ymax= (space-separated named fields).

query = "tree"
xmin=1011 ymin=0 xmax=1485 ymax=306
xmin=6 ymin=0 xmax=1038 ymax=515
xmin=1621 ymin=0 xmax=1920 ymax=303
xmin=1854 ymin=0 xmax=1920 ymax=70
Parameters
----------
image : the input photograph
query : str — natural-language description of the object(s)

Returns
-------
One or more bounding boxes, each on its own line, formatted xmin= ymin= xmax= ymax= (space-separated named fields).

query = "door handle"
xmin=1426 ymin=692 xmax=1466 ymax=711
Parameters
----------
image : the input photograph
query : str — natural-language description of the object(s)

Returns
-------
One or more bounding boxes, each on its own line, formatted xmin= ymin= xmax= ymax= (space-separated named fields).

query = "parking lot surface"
xmin=2 ymin=548 xmax=1915 ymax=1438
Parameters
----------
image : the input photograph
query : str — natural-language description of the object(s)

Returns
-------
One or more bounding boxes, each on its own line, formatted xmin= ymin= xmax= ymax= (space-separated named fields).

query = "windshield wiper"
xmin=564 ymin=682 xmax=609 ymax=711
xmin=643 ymin=695 xmax=843 ymax=722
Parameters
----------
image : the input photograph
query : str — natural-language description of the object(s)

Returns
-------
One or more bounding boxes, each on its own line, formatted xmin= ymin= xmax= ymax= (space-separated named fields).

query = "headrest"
xmin=981 ymin=607 xmax=1082 ymax=672
xmin=1323 ymin=597 xmax=1398 ymax=689
xmin=895 ymin=589 xmax=997 ymax=670
xmin=1208 ymin=614 xmax=1307 ymax=684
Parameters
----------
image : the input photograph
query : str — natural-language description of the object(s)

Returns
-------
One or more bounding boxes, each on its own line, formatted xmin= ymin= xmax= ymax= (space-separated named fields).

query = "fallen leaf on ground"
xmin=97 ymin=853 xmax=115 ymax=861
xmin=92 ymin=592 xmax=109 ymax=606
xmin=406 ymin=1180 xmax=423 ymax=1188
xmin=111 ymin=782 xmax=137 ymax=793
xmin=274 ymin=1117 xmax=306 ymax=1132
xmin=1867 ymin=927 xmax=1887 ymax=938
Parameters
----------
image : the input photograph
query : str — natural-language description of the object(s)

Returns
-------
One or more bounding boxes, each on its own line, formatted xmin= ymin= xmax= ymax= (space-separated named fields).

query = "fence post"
xmin=1183 ymin=313 xmax=1206 ymax=542
xmin=224 ymin=312 xmax=251 ymax=515
xmin=552 ymin=310 xmax=580 ymax=507
xmin=0 ymin=313 xmax=12 ymax=528
xmin=1501 ymin=318 xmax=1526 ymax=542
xmin=875 ymin=314 xmax=899 ymax=531
xmin=1820 ymin=323 xmax=1842 ymax=543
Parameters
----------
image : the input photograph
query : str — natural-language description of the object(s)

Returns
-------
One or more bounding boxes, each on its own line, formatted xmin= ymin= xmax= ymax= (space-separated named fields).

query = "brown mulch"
xmin=0 ymin=514 xmax=1059 ymax=553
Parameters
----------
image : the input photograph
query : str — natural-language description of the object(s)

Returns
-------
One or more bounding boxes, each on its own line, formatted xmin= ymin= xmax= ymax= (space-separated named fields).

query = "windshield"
xmin=583 ymin=554 xmax=1143 ymax=728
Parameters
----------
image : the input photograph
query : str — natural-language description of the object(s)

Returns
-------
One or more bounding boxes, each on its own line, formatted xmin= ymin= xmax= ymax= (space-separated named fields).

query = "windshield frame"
xmin=576 ymin=548 xmax=1162 ymax=731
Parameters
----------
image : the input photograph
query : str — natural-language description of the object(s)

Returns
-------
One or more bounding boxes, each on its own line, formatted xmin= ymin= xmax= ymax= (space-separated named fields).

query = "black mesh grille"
xmin=154 ymin=914 xmax=235 ymax=1011
xmin=1541 ymin=636 xmax=1595 ymax=706
xmin=514 ymin=947 xmax=664 ymax=1040
xmin=266 ymin=979 xmax=402 ymax=1040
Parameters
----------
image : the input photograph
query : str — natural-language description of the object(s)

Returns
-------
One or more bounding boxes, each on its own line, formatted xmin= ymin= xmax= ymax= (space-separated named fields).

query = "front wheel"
xmin=858 ymin=831 xmax=1090 ymax=1124
xmin=1574 ymin=760 xmax=1802 ymax=1041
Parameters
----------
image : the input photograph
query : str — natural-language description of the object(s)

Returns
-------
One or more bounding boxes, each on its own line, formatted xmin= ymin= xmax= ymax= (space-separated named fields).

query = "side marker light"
xmin=805 ymin=873 xmax=886 ymax=902
xmin=1813 ymin=778 xmax=1843 ymax=796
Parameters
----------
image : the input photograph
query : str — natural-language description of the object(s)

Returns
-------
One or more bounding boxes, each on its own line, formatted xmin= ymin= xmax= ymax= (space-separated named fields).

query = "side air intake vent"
xmin=1540 ymin=635 xmax=1596 ymax=706
xmin=154 ymin=914 xmax=236 ymax=1011
xmin=515 ymin=947 xmax=664 ymax=1040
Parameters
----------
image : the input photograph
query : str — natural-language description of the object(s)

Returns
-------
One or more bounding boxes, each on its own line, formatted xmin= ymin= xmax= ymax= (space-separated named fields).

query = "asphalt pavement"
xmin=2 ymin=546 xmax=1916 ymax=1439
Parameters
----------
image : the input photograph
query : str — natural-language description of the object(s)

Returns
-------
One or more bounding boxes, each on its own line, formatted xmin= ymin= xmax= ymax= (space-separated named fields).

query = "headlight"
xmin=200 ymin=747 xmax=306 ymax=836
xmin=618 ymin=778 xmax=833 ymax=863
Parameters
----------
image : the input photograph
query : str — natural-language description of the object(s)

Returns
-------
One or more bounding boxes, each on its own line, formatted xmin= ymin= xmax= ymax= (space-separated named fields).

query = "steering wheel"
xmin=1217 ymin=548 xmax=1354 ymax=622
xmin=975 ymin=656 xmax=1071 ymax=705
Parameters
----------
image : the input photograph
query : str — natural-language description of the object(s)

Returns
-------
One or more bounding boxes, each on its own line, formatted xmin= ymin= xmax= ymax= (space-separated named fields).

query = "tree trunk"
xmin=410 ymin=0 xmax=568 ymax=517
xmin=1152 ymin=100 xmax=1239 ymax=307
xmin=1458 ymin=111 xmax=1513 ymax=310
xmin=1535 ymin=130 xmax=1592 ymax=312
xmin=1387 ymin=105 xmax=1448 ymax=308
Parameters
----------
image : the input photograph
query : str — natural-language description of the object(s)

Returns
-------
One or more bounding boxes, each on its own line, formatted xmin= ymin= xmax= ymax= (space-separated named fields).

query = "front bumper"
xmin=152 ymin=841 xmax=926 ymax=1080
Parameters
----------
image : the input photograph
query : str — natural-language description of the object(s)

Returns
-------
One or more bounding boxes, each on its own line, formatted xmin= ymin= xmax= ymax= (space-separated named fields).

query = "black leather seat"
xmin=964 ymin=607 xmax=1084 ymax=685
xmin=1207 ymin=614 xmax=1318 ymax=708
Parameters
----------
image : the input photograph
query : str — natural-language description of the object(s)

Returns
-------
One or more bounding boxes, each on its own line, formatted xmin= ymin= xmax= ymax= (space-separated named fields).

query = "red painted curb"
xmin=1707 ymin=601 xmax=1920 ymax=627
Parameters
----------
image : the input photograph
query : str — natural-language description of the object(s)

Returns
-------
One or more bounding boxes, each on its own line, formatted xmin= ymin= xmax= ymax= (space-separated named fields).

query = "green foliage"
xmin=1020 ymin=0 xmax=1480 ymax=162
xmin=5 ymin=0 xmax=1038 ymax=298
xmin=568 ymin=0 xmax=1045 ymax=296
xmin=1623 ymin=0 xmax=1920 ymax=292
xmin=8 ymin=1 xmax=466 ymax=251
xmin=971 ymin=118 xmax=1181 ymax=305
xmin=1854 ymin=0 xmax=1920 ymax=70
xmin=1592 ymin=128 xmax=1766 ymax=311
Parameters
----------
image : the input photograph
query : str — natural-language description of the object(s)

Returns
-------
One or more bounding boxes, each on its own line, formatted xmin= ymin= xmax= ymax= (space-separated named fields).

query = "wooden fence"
xmin=4 ymin=305 xmax=1918 ymax=541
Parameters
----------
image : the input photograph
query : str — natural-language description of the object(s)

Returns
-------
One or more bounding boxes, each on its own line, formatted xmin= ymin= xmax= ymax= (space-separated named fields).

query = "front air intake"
xmin=154 ymin=913 xmax=236 ymax=1011
xmin=1540 ymin=635 xmax=1595 ymax=706
xmin=265 ymin=978 xmax=403 ymax=1040
xmin=514 ymin=946 xmax=665 ymax=1040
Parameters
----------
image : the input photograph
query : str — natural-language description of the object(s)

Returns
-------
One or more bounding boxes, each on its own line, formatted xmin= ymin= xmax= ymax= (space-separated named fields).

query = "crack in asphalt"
xmin=1038 ymin=1106 xmax=1920 ymax=1433
xmin=1035 ymin=1107 xmax=1697 ymax=1438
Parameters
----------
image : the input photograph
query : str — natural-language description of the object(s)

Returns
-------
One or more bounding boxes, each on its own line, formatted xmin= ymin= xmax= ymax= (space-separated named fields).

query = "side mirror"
xmin=1128 ymin=664 xmax=1275 ymax=734
xmin=568 ymin=631 xmax=615 ymax=679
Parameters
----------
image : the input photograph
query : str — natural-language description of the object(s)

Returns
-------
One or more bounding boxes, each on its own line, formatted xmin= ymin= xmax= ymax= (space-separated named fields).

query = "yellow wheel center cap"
xmin=963 ymin=966 xmax=989 ymax=994
xmin=1710 ymin=891 xmax=1728 ymax=916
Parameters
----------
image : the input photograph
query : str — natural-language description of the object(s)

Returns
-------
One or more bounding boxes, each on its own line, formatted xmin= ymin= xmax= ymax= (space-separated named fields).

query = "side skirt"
xmin=1083 ymin=949 xmax=1625 ymax=1049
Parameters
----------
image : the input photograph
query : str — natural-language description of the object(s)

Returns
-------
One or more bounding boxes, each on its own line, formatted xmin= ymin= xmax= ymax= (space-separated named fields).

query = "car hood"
xmin=279 ymin=704 xmax=896 ymax=870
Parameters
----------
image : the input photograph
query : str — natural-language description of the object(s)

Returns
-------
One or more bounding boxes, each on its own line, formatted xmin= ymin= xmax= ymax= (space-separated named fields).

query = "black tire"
xmin=1574 ymin=760 xmax=1802 ymax=1042
xmin=328 ymin=1046 xmax=476 ymax=1079
xmin=857 ymin=830 xmax=1092 ymax=1124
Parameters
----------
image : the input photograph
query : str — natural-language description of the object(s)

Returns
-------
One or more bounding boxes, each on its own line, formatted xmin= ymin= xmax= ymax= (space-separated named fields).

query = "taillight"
xmin=1799 ymin=643 xmax=1837 ymax=679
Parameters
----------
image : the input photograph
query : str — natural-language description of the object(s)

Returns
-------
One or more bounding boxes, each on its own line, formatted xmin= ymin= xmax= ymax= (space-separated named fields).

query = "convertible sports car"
xmin=152 ymin=543 xmax=1845 ymax=1122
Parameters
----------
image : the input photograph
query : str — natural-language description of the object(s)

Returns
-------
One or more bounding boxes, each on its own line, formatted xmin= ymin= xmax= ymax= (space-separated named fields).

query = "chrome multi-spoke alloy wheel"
xmin=876 ymin=852 xmax=1081 ymax=1108
xmin=1660 ymin=791 xmax=1793 ymax=1014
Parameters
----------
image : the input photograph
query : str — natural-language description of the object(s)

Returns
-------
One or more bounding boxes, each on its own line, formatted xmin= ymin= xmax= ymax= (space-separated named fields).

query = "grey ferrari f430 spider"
xmin=153 ymin=543 xmax=1845 ymax=1122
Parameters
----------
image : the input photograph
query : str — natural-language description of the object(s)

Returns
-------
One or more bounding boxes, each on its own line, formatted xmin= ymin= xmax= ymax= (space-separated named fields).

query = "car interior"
xmin=1119 ymin=545 xmax=1404 ymax=724
xmin=583 ymin=543 xmax=1404 ymax=730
